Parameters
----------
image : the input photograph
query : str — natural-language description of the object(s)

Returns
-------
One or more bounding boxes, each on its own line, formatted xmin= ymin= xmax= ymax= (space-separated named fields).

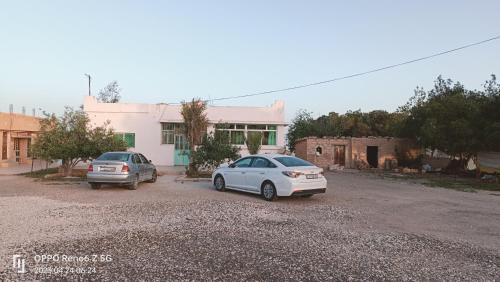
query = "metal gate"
xmin=14 ymin=138 xmax=20 ymax=162
xmin=174 ymin=134 xmax=190 ymax=166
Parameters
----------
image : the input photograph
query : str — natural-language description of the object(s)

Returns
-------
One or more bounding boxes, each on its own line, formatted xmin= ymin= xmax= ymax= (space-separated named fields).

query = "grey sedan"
xmin=87 ymin=152 xmax=157 ymax=190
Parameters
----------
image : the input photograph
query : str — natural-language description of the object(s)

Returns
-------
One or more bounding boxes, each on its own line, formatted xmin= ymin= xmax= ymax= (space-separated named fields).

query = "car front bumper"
xmin=87 ymin=173 xmax=134 ymax=184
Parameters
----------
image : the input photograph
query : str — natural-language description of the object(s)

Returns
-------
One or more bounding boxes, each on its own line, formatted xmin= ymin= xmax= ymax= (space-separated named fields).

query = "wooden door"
xmin=334 ymin=145 xmax=346 ymax=166
xmin=1 ymin=132 xmax=6 ymax=160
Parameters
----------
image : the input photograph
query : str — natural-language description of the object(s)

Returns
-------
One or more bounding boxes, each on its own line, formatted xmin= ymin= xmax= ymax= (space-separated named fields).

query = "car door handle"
xmin=241 ymin=172 xmax=246 ymax=174
xmin=259 ymin=172 xmax=265 ymax=175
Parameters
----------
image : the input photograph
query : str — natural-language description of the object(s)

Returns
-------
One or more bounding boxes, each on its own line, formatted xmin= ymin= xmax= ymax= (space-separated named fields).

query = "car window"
xmin=274 ymin=156 xmax=313 ymax=167
xmin=132 ymin=154 xmax=141 ymax=164
xmin=139 ymin=154 xmax=149 ymax=164
xmin=268 ymin=161 xmax=277 ymax=168
xmin=97 ymin=153 xmax=130 ymax=162
xmin=233 ymin=157 xmax=253 ymax=168
xmin=251 ymin=158 xmax=270 ymax=168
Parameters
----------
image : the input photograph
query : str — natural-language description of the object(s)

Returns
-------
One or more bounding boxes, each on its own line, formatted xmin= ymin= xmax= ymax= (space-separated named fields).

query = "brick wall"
xmin=351 ymin=137 xmax=400 ymax=168
xmin=294 ymin=137 xmax=417 ymax=169
xmin=295 ymin=137 xmax=351 ymax=169
xmin=294 ymin=139 xmax=308 ymax=160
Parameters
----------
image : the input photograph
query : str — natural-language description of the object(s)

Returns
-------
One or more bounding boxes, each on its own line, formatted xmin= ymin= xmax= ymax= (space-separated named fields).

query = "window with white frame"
xmin=215 ymin=124 xmax=277 ymax=146
xmin=161 ymin=123 xmax=185 ymax=144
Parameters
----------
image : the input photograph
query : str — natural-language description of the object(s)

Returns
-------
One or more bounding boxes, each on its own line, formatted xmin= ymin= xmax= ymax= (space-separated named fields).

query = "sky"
xmin=0 ymin=1 xmax=499 ymax=121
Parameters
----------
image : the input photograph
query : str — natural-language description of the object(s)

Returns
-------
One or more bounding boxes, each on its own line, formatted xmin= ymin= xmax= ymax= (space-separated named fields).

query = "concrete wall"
xmin=84 ymin=96 xmax=286 ymax=166
xmin=0 ymin=112 xmax=41 ymax=132
xmin=0 ymin=113 xmax=40 ymax=164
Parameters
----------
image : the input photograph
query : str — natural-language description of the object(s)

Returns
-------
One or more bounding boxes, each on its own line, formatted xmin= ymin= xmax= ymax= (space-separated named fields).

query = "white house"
xmin=83 ymin=96 xmax=287 ymax=166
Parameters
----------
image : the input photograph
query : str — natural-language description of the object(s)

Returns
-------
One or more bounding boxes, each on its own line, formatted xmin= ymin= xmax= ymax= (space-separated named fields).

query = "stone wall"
xmin=295 ymin=137 xmax=351 ymax=169
xmin=295 ymin=136 xmax=418 ymax=169
xmin=294 ymin=139 xmax=308 ymax=162
xmin=351 ymin=137 xmax=402 ymax=168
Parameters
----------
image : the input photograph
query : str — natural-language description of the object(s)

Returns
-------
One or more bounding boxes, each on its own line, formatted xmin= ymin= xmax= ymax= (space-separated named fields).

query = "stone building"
xmin=0 ymin=112 xmax=41 ymax=167
xmin=294 ymin=136 xmax=418 ymax=169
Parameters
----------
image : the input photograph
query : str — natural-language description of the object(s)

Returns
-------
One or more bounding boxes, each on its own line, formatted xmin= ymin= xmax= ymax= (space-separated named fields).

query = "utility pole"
xmin=84 ymin=73 xmax=92 ymax=96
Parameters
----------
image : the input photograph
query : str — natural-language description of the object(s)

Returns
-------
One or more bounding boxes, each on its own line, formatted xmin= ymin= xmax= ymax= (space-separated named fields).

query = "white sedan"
xmin=212 ymin=154 xmax=327 ymax=201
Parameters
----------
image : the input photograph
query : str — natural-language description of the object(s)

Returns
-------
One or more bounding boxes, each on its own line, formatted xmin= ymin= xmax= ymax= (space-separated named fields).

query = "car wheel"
xmin=147 ymin=170 xmax=157 ymax=183
xmin=214 ymin=175 xmax=226 ymax=191
xmin=128 ymin=175 xmax=139 ymax=190
xmin=90 ymin=183 xmax=101 ymax=189
xmin=261 ymin=181 xmax=277 ymax=201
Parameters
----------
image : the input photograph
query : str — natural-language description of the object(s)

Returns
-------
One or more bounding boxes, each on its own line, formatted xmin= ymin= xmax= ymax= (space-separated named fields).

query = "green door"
xmin=174 ymin=134 xmax=190 ymax=166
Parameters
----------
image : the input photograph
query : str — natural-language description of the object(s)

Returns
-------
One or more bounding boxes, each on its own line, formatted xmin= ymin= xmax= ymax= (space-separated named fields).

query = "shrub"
xmin=190 ymin=131 xmax=240 ymax=175
xmin=246 ymin=132 xmax=262 ymax=155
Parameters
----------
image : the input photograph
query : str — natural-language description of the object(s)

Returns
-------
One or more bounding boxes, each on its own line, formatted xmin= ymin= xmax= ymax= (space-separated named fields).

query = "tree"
xmin=192 ymin=129 xmax=240 ymax=172
xmin=480 ymin=75 xmax=500 ymax=152
xmin=315 ymin=112 xmax=343 ymax=137
xmin=400 ymin=76 xmax=488 ymax=170
xmin=285 ymin=74 xmax=499 ymax=173
xmin=287 ymin=109 xmax=316 ymax=151
xmin=340 ymin=110 xmax=371 ymax=137
xmin=246 ymin=131 xmax=262 ymax=154
xmin=97 ymin=81 xmax=121 ymax=103
xmin=32 ymin=107 xmax=127 ymax=176
xmin=181 ymin=98 xmax=209 ymax=176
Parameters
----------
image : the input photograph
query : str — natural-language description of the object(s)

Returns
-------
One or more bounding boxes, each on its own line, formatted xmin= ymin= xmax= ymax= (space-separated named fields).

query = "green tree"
xmin=364 ymin=110 xmax=401 ymax=136
xmin=315 ymin=112 xmax=343 ymax=137
xmin=246 ymin=131 xmax=262 ymax=154
xmin=192 ymin=129 xmax=240 ymax=171
xmin=181 ymin=98 xmax=209 ymax=176
xmin=480 ymin=75 xmax=500 ymax=151
xmin=340 ymin=110 xmax=371 ymax=137
xmin=401 ymin=76 xmax=486 ymax=170
xmin=32 ymin=107 xmax=126 ymax=176
xmin=287 ymin=109 xmax=316 ymax=151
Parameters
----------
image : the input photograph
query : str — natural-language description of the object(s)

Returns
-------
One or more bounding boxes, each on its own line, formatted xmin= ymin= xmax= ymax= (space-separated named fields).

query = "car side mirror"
xmin=149 ymin=160 xmax=152 ymax=163
xmin=228 ymin=163 xmax=235 ymax=168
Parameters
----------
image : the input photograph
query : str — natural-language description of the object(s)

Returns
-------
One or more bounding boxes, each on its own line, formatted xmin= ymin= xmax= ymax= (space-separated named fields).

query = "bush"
xmin=190 ymin=131 xmax=240 ymax=175
xmin=246 ymin=132 xmax=262 ymax=155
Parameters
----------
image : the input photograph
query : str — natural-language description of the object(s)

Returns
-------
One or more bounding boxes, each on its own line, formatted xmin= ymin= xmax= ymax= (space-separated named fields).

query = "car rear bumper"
xmin=291 ymin=188 xmax=326 ymax=196
xmin=277 ymin=177 xmax=328 ymax=197
xmin=87 ymin=173 xmax=134 ymax=184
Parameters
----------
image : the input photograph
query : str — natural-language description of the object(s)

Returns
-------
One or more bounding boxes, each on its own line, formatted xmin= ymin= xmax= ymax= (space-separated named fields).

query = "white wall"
xmin=83 ymin=96 xmax=286 ymax=166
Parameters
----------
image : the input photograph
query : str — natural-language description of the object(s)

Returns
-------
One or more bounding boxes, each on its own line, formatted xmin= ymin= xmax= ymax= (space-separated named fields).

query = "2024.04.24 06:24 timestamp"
xmin=34 ymin=266 xmax=97 ymax=275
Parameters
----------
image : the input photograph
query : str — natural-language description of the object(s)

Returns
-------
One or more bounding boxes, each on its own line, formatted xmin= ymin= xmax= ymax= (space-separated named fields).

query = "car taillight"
xmin=282 ymin=171 xmax=303 ymax=178
xmin=87 ymin=164 xmax=93 ymax=172
xmin=121 ymin=164 xmax=129 ymax=172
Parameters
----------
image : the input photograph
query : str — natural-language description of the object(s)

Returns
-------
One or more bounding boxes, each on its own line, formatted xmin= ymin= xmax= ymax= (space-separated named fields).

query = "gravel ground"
xmin=0 ymin=171 xmax=498 ymax=281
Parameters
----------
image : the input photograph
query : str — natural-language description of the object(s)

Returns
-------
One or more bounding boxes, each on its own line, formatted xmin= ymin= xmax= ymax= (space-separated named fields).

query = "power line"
xmin=204 ymin=35 xmax=500 ymax=103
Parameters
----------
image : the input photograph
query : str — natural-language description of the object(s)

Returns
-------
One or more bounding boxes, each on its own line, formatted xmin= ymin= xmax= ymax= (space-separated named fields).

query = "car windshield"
xmin=274 ymin=156 xmax=313 ymax=167
xmin=97 ymin=153 xmax=130 ymax=162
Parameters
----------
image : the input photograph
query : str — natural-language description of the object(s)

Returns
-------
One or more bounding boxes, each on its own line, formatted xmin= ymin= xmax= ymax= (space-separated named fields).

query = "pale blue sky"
xmin=0 ymin=1 xmax=499 ymax=120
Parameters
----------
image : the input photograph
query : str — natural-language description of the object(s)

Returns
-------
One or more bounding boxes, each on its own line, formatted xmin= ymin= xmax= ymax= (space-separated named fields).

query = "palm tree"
xmin=181 ymin=98 xmax=208 ymax=176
